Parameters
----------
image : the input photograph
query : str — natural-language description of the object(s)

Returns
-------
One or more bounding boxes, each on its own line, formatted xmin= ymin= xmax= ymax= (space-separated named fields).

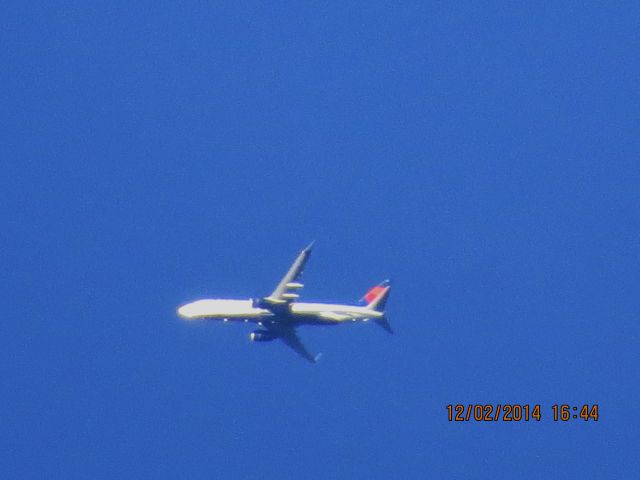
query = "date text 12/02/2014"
xmin=446 ymin=404 xmax=599 ymax=422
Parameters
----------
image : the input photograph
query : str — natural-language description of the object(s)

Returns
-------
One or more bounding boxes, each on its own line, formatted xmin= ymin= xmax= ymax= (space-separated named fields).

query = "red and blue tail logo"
xmin=359 ymin=279 xmax=391 ymax=311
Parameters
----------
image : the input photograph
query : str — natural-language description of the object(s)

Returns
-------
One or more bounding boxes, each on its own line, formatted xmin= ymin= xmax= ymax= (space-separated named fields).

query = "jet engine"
xmin=249 ymin=330 xmax=278 ymax=342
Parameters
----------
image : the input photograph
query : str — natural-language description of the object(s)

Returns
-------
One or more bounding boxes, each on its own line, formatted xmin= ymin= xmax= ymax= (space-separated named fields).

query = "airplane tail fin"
xmin=361 ymin=280 xmax=393 ymax=334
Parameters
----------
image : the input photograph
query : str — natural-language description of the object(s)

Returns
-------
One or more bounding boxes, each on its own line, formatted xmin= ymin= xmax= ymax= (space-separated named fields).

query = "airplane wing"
xmin=266 ymin=242 xmax=314 ymax=303
xmin=278 ymin=326 xmax=320 ymax=363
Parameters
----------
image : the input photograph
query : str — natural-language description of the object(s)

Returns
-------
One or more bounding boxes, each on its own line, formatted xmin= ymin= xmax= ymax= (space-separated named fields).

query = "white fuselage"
xmin=177 ymin=299 xmax=382 ymax=325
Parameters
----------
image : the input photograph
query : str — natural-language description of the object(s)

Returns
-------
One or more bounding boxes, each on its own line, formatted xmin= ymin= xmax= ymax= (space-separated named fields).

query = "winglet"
xmin=313 ymin=352 xmax=323 ymax=363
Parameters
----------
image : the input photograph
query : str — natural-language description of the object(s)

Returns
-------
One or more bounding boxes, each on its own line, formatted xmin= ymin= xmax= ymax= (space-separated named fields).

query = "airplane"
xmin=177 ymin=243 xmax=392 ymax=363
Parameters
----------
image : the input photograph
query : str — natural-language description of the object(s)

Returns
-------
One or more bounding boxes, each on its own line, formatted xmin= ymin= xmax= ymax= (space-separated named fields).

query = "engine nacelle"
xmin=249 ymin=330 xmax=278 ymax=342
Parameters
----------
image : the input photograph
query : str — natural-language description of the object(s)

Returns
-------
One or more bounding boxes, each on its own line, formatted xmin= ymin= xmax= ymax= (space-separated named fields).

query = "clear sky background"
xmin=2 ymin=2 xmax=639 ymax=478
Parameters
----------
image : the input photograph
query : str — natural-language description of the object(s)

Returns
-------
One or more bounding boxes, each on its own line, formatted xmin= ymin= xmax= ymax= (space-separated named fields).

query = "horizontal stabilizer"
xmin=375 ymin=316 xmax=393 ymax=334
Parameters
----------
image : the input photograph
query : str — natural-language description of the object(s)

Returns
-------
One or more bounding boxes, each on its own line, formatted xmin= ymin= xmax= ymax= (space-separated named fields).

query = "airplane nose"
xmin=177 ymin=304 xmax=190 ymax=318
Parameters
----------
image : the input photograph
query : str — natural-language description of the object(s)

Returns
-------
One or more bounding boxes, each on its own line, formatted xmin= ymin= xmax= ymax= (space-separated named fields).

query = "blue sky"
xmin=2 ymin=2 xmax=638 ymax=478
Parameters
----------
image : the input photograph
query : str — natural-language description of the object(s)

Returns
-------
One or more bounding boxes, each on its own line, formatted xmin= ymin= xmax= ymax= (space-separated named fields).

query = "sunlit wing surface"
xmin=277 ymin=326 xmax=320 ymax=363
xmin=265 ymin=241 xmax=314 ymax=303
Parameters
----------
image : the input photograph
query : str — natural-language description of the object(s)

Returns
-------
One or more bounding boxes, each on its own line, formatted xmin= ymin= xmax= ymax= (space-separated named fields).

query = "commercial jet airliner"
xmin=177 ymin=243 xmax=392 ymax=363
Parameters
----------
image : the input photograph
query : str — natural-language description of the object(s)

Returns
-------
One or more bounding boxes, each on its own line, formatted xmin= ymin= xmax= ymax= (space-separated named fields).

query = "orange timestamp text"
xmin=446 ymin=404 xmax=599 ymax=422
